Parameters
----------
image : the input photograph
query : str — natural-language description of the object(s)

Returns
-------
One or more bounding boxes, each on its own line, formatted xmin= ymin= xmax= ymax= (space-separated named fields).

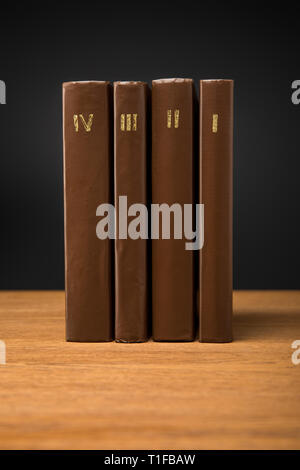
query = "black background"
xmin=0 ymin=2 xmax=299 ymax=289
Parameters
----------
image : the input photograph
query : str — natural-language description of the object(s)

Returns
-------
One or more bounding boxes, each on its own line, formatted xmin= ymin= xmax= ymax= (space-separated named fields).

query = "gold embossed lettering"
xmin=167 ymin=109 xmax=180 ymax=128
xmin=120 ymin=112 xmax=138 ymax=131
xmin=133 ymin=114 xmax=138 ymax=131
xmin=120 ymin=114 xmax=125 ymax=131
xmin=212 ymin=114 xmax=218 ymax=133
xmin=126 ymin=114 xmax=132 ymax=131
xmin=79 ymin=114 xmax=94 ymax=132
xmin=167 ymin=109 xmax=172 ymax=128
xmin=174 ymin=109 xmax=180 ymax=128
xmin=73 ymin=115 xmax=79 ymax=132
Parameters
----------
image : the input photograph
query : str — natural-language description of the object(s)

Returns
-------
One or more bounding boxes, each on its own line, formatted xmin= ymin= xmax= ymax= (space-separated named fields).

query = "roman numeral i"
xmin=212 ymin=114 xmax=218 ymax=133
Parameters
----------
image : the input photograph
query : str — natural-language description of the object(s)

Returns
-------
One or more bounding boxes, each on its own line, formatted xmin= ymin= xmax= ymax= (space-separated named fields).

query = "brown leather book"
xmin=199 ymin=79 xmax=234 ymax=342
xmin=63 ymin=81 xmax=113 ymax=342
xmin=152 ymin=78 xmax=195 ymax=341
xmin=114 ymin=81 xmax=149 ymax=342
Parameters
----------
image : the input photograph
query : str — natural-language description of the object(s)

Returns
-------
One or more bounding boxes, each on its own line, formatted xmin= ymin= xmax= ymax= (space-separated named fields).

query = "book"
xmin=199 ymin=79 xmax=234 ymax=342
xmin=63 ymin=81 xmax=113 ymax=342
xmin=114 ymin=81 xmax=149 ymax=342
xmin=152 ymin=78 xmax=196 ymax=341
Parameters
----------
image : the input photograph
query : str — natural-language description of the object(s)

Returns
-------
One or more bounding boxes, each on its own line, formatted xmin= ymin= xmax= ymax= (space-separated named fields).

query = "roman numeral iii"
xmin=120 ymin=113 xmax=138 ymax=131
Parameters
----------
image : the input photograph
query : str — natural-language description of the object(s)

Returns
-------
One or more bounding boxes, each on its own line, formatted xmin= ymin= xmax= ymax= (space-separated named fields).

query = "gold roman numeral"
xmin=132 ymin=114 xmax=138 ymax=131
xmin=73 ymin=115 xmax=79 ymax=132
xmin=120 ymin=114 xmax=125 ymax=131
xmin=167 ymin=109 xmax=180 ymax=128
xmin=120 ymin=113 xmax=138 ymax=131
xmin=126 ymin=114 xmax=131 ymax=131
xmin=73 ymin=114 xmax=94 ymax=132
xmin=212 ymin=114 xmax=218 ymax=133
xmin=167 ymin=109 xmax=172 ymax=128
xmin=174 ymin=109 xmax=180 ymax=128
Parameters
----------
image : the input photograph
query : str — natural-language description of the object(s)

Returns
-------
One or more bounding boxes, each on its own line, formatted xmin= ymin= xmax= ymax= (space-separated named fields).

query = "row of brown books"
xmin=63 ymin=78 xmax=233 ymax=343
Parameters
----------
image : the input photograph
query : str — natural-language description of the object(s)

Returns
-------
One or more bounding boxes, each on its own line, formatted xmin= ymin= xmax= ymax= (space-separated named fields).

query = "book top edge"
xmin=114 ymin=81 xmax=147 ymax=86
xmin=63 ymin=81 xmax=110 ymax=87
xmin=200 ymin=79 xmax=234 ymax=83
xmin=152 ymin=78 xmax=193 ymax=84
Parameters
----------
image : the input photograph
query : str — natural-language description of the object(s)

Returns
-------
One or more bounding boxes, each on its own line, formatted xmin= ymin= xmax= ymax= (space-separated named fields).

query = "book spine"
xmin=199 ymin=79 xmax=233 ymax=342
xmin=152 ymin=79 xmax=195 ymax=341
xmin=114 ymin=82 xmax=148 ymax=342
xmin=63 ymin=81 xmax=113 ymax=342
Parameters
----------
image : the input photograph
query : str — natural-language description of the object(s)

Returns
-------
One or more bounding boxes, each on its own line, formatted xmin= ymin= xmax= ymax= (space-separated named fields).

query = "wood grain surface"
xmin=0 ymin=290 xmax=299 ymax=450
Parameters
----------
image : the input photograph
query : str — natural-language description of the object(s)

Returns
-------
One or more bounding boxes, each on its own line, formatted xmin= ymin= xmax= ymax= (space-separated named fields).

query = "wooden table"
xmin=0 ymin=291 xmax=299 ymax=450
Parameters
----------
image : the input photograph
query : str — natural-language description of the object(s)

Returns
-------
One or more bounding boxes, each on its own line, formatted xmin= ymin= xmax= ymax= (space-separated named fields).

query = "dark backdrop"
xmin=0 ymin=2 xmax=299 ymax=289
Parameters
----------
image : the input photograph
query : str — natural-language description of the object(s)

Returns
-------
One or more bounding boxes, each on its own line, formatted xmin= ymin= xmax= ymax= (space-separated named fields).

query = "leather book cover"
xmin=199 ymin=79 xmax=234 ymax=342
xmin=152 ymin=78 xmax=195 ymax=341
xmin=63 ymin=81 xmax=113 ymax=342
xmin=114 ymin=81 xmax=149 ymax=342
